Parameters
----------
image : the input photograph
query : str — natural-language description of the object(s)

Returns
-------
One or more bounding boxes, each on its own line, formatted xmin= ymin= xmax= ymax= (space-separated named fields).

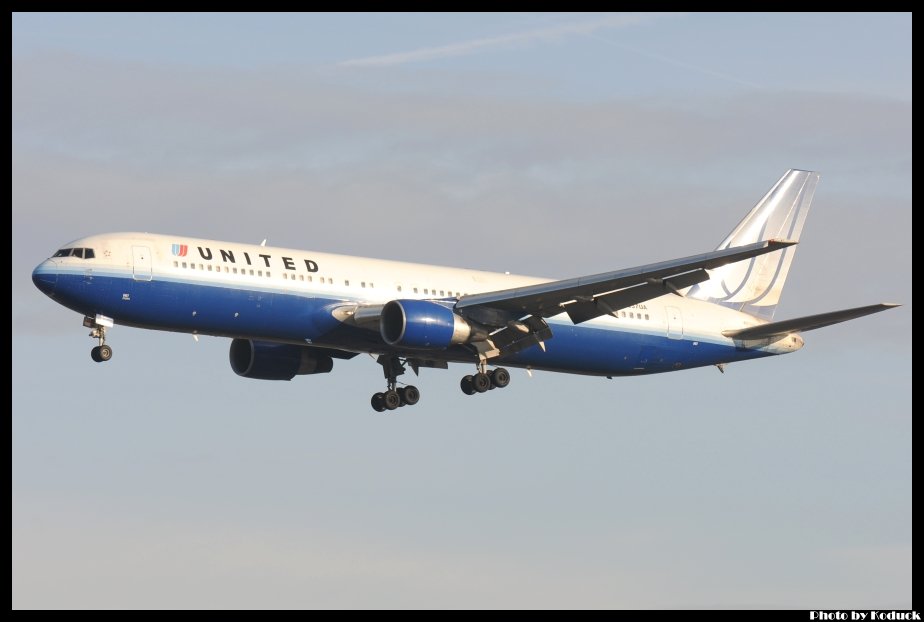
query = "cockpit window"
xmin=52 ymin=247 xmax=95 ymax=259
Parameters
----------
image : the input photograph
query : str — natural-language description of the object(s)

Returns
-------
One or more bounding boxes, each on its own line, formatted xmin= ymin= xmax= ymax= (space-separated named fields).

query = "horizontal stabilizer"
xmin=722 ymin=303 xmax=900 ymax=340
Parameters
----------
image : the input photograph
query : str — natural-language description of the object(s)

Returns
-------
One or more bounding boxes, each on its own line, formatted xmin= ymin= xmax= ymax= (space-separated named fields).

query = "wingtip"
xmin=881 ymin=302 xmax=902 ymax=308
xmin=766 ymin=238 xmax=798 ymax=248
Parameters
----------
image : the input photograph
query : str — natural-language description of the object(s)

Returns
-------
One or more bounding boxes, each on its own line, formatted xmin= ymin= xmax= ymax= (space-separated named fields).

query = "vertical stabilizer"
xmin=688 ymin=169 xmax=819 ymax=320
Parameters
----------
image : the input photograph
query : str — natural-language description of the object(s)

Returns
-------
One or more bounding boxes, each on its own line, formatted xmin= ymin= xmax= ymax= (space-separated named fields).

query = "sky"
xmin=11 ymin=13 xmax=912 ymax=609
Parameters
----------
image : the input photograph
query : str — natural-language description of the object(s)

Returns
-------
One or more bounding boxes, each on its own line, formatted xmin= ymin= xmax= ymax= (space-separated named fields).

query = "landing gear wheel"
xmin=460 ymin=375 xmax=475 ymax=395
xmin=371 ymin=392 xmax=386 ymax=412
xmin=91 ymin=346 xmax=102 ymax=362
xmin=472 ymin=372 xmax=491 ymax=393
xmin=400 ymin=385 xmax=420 ymax=406
xmin=383 ymin=390 xmax=401 ymax=411
xmin=491 ymin=367 xmax=510 ymax=389
xmin=98 ymin=344 xmax=113 ymax=362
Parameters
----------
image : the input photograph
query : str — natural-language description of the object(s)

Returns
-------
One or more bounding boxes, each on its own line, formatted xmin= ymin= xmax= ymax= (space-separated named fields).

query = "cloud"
xmin=339 ymin=14 xmax=676 ymax=67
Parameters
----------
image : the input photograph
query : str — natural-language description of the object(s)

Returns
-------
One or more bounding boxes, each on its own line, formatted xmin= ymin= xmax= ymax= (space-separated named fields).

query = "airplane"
xmin=32 ymin=169 xmax=898 ymax=411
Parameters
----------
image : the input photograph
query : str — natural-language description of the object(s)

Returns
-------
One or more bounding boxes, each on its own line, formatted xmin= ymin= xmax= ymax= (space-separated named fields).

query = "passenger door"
xmin=132 ymin=246 xmax=153 ymax=281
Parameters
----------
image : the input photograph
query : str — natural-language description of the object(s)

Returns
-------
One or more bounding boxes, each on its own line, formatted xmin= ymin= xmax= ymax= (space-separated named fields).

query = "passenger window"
xmin=440 ymin=290 xmax=444 ymax=296
xmin=266 ymin=272 xmax=270 ymax=278
xmin=645 ymin=314 xmax=649 ymax=320
xmin=173 ymin=261 xmax=178 ymax=268
xmin=249 ymin=270 xmax=254 ymax=276
xmin=305 ymin=276 xmax=311 ymax=282
xmin=345 ymin=280 xmax=349 ymax=286
xmin=397 ymin=286 xmax=403 ymax=292
xmin=233 ymin=267 xmax=238 ymax=274
xmin=361 ymin=282 xmax=366 ymax=288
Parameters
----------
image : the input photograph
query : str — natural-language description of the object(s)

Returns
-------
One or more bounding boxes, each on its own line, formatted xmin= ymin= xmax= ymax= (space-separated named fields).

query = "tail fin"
xmin=688 ymin=169 xmax=820 ymax=320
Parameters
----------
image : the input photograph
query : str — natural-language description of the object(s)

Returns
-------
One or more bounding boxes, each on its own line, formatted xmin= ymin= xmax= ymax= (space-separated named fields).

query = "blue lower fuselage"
xmin=35 ymin=265 xmax=773 ymax=376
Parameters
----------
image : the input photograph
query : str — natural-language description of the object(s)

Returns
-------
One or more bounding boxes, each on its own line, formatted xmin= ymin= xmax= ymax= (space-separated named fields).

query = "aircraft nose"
xmin=32 ymin=260 xmax=58 ymax=296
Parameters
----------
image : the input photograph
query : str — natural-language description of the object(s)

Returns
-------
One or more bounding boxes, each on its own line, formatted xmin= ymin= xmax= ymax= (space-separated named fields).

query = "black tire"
xmin=472 ymin=372 xmax=491 ymax=393
xmin=460 ymin=375 xmax=475 ymax=395
xmin=98 ymin=344 xmax=113 ymax=361
xmin=491 ymin=367 xmax=511 ymax=389
xmin=383 ymin=390 xmax=401 ymax=410
xmin=401 ymin=385 xmax=420 ymax=406
xmin=371 ymin=392 xmax=386 ymax=412
xmin=90 ymin=346 xmax=102 ymax=362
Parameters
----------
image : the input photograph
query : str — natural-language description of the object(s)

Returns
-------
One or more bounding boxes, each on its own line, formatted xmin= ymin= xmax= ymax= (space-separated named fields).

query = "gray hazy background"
xmin=12 ymin=13 xmax=911 ymax=608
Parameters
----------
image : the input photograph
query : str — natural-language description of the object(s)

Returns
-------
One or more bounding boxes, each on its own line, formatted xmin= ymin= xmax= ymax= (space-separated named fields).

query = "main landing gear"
xmin=371 ymin=355 xmax=421 ymax=412
xmin=84 ymin=315 xmax=114 ymax=363
xmin=368 ymin=356 xmax=512 ymax=411
xmin=460 ymin=363 xmax=511 ymax=396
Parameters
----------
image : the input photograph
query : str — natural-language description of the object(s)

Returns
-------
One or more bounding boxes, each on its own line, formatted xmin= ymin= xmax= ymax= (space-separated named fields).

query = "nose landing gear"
xmin=84 ymin=315 xmax=114 ymax=363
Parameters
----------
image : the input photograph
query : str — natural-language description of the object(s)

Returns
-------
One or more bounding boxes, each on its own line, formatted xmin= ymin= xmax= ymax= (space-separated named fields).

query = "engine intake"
xmin=380 ymin=299 xmax=472 ymax=348
xmin=229 ymin=339 xmax=334 ymax=380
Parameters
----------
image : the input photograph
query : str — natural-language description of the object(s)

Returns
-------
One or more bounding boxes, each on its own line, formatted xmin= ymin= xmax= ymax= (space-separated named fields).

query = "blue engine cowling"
xmin=380 ymin=299 xmax=472 ymax=348
xmin=229 ymin=339 xmax=334 ymax=380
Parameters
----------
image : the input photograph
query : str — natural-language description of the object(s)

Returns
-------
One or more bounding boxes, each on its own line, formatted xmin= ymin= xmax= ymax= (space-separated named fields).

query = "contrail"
xmin=339 ymin=13 xmax=677 ymax=67
xmin=588 ymin=32 xmax=763 ymax=89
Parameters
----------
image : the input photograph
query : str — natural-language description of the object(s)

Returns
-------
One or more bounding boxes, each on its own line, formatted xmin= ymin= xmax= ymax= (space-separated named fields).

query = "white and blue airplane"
xmin=33 ymin=170 xmax=897 ymax=411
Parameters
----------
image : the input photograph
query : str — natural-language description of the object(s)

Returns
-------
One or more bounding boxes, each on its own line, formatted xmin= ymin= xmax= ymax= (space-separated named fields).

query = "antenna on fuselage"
xmin=260 ymin=239 xmax=267 ymax=247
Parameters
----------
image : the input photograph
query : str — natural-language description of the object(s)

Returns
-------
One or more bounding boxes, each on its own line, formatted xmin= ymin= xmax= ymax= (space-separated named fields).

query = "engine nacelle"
xmin=229 ymin=339 xmax=334 ymax=380
xmin=380 ymin=299 xmax=472 ymax=348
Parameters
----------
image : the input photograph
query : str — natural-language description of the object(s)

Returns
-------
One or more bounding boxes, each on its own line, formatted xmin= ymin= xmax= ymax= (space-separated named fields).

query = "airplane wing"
xmin=456 ymin=239 xmax=796 ymax=326
xmin=332 ymin=239 xmax=795 ymax=360
xmin=722 ymin=303 xmax=899 ymax=340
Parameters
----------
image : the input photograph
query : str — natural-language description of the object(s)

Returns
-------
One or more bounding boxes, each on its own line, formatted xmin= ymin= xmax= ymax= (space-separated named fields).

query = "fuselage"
xmin=32 ymin=232 xmax=803 ymax=376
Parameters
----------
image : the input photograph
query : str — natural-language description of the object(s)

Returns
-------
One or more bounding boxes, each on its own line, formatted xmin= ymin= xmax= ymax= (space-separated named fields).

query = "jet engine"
xmin=229 ymin=339 xmax=334 ymax=380
xmin=380 ymin=299 xmax=474 ymax=348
